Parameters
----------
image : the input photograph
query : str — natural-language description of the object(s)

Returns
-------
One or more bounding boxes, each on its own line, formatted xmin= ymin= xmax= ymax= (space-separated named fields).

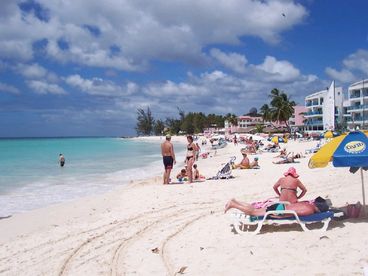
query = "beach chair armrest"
xmin=274 ymin=201 xmax=291 ymax=205
xmin=263 ymin=210 xmax=298 ymax=218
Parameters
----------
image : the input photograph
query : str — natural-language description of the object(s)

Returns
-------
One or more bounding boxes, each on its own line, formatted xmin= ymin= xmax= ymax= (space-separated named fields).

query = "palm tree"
xmin=224 ymin=113 xmax=238 ymax=126
xmin=260 ymin=104 xmax=272 ymax=123
xmin=255 ymin=124 xmax=265 ymax=133
xmin=269 ymin=88 xmax=295 ymax=133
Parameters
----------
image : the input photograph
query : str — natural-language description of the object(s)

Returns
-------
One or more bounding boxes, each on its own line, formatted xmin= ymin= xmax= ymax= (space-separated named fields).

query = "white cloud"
xmin=65 ymin=74 xmax=138 ymax=96
xmin=27 ymin=80 xmax=66 ymax=95
xmin=343 ymin=49 xmax=368 ymax=75
xmin=16 ymin=63 xmax=47 ymax=79
xmin=255 ymin=56 xmax=300 ymax=82
xmin=144 ymin=80 xmax=208 ymax=97
xmin=210 ymin=48 xmax=247 ymax=74
xmin=141 ymin=60 xmax=321 ymax=115
xmin=325 ymin=67 xmax=355 ymax=83
xmin=324 ymin=49 xmax=368 ymax=83
xmin=0 ymin=0 xmax=308 ymax=70
xmin=0 ymin=82 xmax=20 ymax=94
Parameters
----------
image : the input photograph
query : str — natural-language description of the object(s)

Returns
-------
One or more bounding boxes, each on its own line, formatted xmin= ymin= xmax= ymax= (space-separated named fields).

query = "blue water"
xmin=0 ymin=137 xmax=185 ymax=216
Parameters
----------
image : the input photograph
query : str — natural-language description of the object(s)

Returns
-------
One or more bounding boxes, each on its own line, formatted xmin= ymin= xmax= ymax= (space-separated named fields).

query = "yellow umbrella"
xmin=308 ymin=131 xmax=368 ymax=214
xmin=324 ymin=130 xmax=334 ymax=139
xmin=271 ymin=136 xmax=279 ymax=143
xmin=308 ymin=134 xmax=346 ymax=168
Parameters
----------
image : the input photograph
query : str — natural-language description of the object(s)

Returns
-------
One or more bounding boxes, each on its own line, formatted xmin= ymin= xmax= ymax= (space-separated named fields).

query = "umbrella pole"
xmin=360 ymin=168 xmax=366 ymax=216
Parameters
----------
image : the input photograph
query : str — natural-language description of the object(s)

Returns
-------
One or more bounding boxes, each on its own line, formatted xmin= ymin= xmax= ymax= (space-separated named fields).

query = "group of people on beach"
xmin=161 ymin=135 xmax=201 ymax=184
xmin=162 ymin=134 xmax=328 ymax=218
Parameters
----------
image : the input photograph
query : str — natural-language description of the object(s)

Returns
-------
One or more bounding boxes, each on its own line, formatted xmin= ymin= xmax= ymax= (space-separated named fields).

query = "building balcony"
xmin=350 ymin=94 xmax=361 ymax=99
xmin=306 ymin=102 xmax=322 ymax=107
xmin=347 ymin=117 xmax=368 ymax=122
xmin=304 ymin=111 xmax=323 ymax=117
xmin=305 ymin=120 xmax=323 ymax=126
xmin=305 ymin=110 xmax=322 ymax=115
xmin=347 ymin=104 xmax=368 ymax=111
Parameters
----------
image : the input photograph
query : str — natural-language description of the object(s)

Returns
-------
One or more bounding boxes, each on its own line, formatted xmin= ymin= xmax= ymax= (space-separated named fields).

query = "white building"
xmin=304 ymin=82 xmax=344 ymax=131
xmin=346 ymin=79 xmax=368 ymax=130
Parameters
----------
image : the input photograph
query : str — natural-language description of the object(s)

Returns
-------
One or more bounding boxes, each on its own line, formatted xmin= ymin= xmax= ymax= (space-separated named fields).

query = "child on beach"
xmin=250 ymin=157 xmax=260 ymax=169
xmin=193 ymin=164 xmax=205 ymax=180
xmin=176 ymin=169 xmax=188 ymax=182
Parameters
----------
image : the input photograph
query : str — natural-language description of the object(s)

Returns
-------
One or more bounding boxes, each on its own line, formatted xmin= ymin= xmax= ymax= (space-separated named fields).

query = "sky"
xmin=0 ymin=0 xmax=368 ymax=137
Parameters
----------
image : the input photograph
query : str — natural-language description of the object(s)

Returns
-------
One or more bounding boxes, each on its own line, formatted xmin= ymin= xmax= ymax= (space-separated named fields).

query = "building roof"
xmin=305 ymin=90 xmax=327 ymax=100
xmin=238 ymin=115 xmax=262 ymax=120
xmin=349 ymin=79 xmax=368 ymax=89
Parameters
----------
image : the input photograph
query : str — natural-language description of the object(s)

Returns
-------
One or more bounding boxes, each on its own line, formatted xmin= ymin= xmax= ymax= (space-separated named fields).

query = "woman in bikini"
xmin=185 ymin=135 xmax=198 ymax=183
xmin=272 ymin=167 xmax=307 ymax=203
xmin=224 ymin=199 xmax=317 ymax=217
xmin=225 ymin=167 xmax=313 ymax=216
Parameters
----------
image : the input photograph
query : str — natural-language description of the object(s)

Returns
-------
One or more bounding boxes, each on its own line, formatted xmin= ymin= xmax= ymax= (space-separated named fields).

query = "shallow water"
xmin=0 ymin=137 xmax=185 ymax=216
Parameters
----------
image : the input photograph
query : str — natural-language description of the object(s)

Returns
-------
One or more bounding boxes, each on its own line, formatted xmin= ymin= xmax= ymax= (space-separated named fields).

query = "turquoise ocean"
xmin=0 ymin=137 xmax=185 ymax=216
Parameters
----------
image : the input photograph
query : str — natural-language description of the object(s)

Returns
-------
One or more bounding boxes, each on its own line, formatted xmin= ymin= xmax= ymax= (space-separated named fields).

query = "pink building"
xmin=290 ymin=105 xmax=307 ymax=129
xmin=237 ymin=116 xmax=263 ymax=128
xmin=225 ymin=106 xmax=306 ymax=134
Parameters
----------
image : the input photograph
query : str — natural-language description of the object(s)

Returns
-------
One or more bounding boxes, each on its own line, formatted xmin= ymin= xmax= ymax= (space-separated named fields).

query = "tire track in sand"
xmin=110 ymin=204 xmax=219 ymax=276
xmin=1 ymin=205 xmax=177 ymax=275
xmin=59 ymin=202 xmax=214 ymax=276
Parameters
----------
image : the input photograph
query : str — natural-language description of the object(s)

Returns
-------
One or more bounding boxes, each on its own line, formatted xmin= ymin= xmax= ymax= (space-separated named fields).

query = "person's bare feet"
xmin=224 ymin=199 xmax=234 ymax=213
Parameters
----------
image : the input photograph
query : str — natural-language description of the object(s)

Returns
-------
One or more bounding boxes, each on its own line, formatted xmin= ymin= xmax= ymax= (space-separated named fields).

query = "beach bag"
xmin=347 ymin=202 xmax=362 ymax=218
xmin=314 ymin=196 xmax=330 ymax=212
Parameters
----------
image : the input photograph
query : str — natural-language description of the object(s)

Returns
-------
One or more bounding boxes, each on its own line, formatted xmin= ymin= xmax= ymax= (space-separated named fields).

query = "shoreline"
xmin=0 ymin=136 xmax=188 ymax=217
xmin=1 ymin=139 xmax=368 ymax=274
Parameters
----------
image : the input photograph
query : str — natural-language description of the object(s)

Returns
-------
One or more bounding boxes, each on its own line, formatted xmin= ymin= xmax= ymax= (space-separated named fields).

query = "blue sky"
xmin=0 ymin=0 xmax=367 ymax=137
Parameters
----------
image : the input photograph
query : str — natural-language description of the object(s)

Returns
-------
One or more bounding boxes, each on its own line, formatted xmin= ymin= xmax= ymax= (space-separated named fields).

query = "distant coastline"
xmin=0 ymin=136 xmax=119 ymax=140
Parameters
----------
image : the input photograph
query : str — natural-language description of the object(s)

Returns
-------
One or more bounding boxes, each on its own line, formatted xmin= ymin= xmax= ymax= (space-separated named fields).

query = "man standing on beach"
xmin=161 ymin=135 xmax=176 ymax=184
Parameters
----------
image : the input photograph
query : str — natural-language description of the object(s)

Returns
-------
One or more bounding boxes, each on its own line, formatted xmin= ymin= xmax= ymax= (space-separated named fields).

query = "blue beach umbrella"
xmin=309 ymin=131 xmax=368 ymax=209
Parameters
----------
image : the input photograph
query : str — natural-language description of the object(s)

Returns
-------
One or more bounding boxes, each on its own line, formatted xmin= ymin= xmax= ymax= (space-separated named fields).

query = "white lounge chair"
xmin=230 ymin=207 xmax=336 ymax=235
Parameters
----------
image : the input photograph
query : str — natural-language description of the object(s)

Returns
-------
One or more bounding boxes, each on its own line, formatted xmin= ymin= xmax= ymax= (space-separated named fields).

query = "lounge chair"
xmin=229 ymin=203 xmax=337 ymax=235
xmin=208 ymin=156 xmax=236 ymax=180
xmin=305 ymin=143 xmax=321 ymax=154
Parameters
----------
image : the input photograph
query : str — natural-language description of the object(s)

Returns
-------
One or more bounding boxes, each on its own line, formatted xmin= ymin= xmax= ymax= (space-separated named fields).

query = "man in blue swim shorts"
xmin=161 ymin=135 xmax=176 ymax=184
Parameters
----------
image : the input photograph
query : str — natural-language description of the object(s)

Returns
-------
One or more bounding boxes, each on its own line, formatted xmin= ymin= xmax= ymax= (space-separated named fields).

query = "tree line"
xmin=135 ymin=88 xmax=296 ymax=136
xmin=135 ymin=107 xmax=237 ymax=136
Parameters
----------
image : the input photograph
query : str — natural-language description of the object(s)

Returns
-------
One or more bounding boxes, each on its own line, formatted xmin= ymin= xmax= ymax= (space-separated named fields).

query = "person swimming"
xmin=59 ymin=154 xmax=65 ymax=167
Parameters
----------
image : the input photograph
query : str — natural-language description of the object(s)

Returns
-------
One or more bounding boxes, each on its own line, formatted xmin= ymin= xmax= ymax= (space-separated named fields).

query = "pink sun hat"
xmin=284 ymin=167 xmax=299 ymax=178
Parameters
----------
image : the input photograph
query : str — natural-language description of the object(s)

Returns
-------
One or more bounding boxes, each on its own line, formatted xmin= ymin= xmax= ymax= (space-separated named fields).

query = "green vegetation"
xmin=135 ymin=88 xmax=296 ymax=136
xmin=260 ymin=89 xmax=296 ymax=132
xmin=135 ymin=108 xmax=235 ymax=136
xmin=268 ymin=88 xmax=296 ymax=132
xmin=135 ymin=107 xmax=154 ymax=136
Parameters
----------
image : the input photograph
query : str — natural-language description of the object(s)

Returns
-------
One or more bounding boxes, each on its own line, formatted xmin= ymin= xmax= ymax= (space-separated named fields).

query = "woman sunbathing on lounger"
xmin=293 ymin=152 xmax=305 ymax=159
xmin=224 ymin=199 xmax=318 ymax=217
xmin=225 ymin=167 xmax=310 ymax=215
xmin=274 ymin=148 xmax=287 ymax=158
xmin=272 ymin=153 xmax=296 ymax=164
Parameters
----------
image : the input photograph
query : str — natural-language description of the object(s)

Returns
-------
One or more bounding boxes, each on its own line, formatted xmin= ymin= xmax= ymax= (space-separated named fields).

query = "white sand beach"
xmin=1 ymin=137 xmax=368 ymax=275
